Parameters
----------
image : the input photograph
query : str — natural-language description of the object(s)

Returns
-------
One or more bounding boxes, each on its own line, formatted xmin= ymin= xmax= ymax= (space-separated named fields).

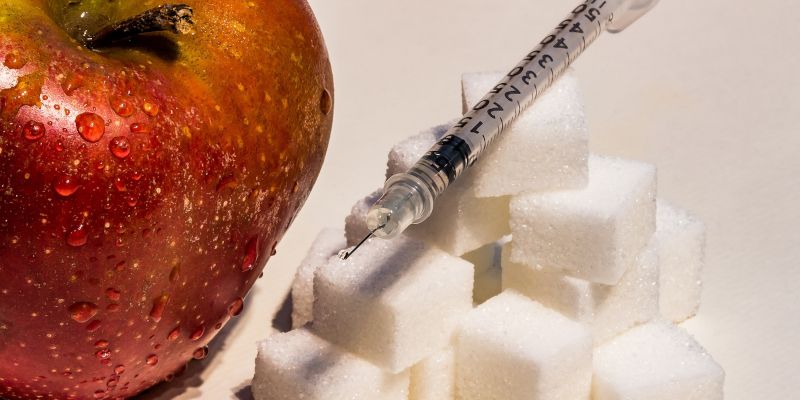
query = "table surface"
xmin=136 ymin=1 xmax=800 ymax=399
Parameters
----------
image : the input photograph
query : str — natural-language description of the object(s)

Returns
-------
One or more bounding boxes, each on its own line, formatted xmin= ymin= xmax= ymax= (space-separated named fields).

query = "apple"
xmin=0 ymin=0 xmax=333 ymax=398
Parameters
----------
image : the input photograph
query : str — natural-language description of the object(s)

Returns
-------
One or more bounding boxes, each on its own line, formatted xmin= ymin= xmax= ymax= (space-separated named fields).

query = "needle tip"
xmin=337 ymin=224 xmax=385 ymax=261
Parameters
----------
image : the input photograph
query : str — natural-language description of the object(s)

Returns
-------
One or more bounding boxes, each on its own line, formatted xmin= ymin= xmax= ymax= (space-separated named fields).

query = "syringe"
xmin=343 ymin=0 xmax=659 ymax=259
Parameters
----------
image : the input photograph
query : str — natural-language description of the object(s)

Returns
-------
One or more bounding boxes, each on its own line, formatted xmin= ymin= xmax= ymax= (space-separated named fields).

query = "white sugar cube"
xmin=593 ymin=320 xmax=725 ymax=400
xmin=253 ymin=329 xmax=409 ymax=400
xmin=656 ymin=200 xmax=706 ymax=322
xmin=456 ymin=291 xmax=593 ymax=400
xmin=461 ymin=70 xmax=588 ymax=197
xmin=387 ymin=123 xmax=509 ymax=255
xmin=473 ymin=267 xmax=502 ymax=305
xmin=502 ymin=240 xmax=659 ymax=344
xmin=510 ymin=155 xmax=657 ymax=284
xmin=290 ymin=228 xmax=346 ymax=329
xmin=344 ymin=189 xmax=382 ymax=247
xmin=312 ymin=234 xmax=474 ymax=372
xmin=410 ymin=347 xmax=455 ymax=400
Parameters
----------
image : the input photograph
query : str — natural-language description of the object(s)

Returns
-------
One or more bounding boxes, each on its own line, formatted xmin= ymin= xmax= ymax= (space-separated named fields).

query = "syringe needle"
xmin=339 ymin=224 xmax=386 ymax=260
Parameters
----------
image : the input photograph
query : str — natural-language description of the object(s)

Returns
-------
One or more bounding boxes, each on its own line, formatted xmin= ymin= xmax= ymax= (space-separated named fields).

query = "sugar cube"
xmin=656 ymin=200 xmax=706 ymax=322
xmin=502 ymin=240 xmax=659 ymax=344
xmin=312 ymin=234 xmax=474 ymax=372
xmin=290 ymin=228 xmax=346 ymax=329
xmin=593 ymin=320 xmax=725 ymax=400
xmin=410 ymin=347 xmax=456 ymax=400
xmin=510 ymin=155 xmax=657 ymax=284
xmin=455 ymin=291 xmax=593 ymax=400
xmin=461 ymin=70 xmax=588 ymax=197
xmin=253 ymin=329 xmax=409 ymax=400
xmin=344 ymin=189 xmax=382 ymax=247
xmin=387 ymin=123 xmax=510 ymax=255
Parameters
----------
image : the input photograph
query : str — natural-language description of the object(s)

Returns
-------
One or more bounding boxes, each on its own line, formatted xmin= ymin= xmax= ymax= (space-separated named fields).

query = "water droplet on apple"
xmin=3 ymin=53 xmax=26 ymax=69
xmin=109 ymin=137 xmax=131 ymax=159
xmin=68 ymin=302 xmax=98 ymax=323
xmin=192 ymin=346 xmax=208 ymax=360
xmin=75 ymin=112 xmax=105 ymax=143
xmin=190 ymin=325 xmax=205 ymax=341
xmin=214 ymin=322 xmax=223 ymax=330
xmin=241 ymin=236 xmax=259 ymax=272
xmin=95 ymin=349 xmax=111 ymax=360
xmin=95 ymin=340 xmax=109 ymax=348
xmin=115 ymin=261 xmax=126 ymax=271
xmin=114 ymin=365 xmax=125 ymax=374
xmin=107 ymin=377 xmax=118 ymax=387
xmin=146 ymin=354 xmax=158 ymax=366
xmin=106 ymin=303 xmax=120 ymax=312
xmin=54 ymin=175 xmax=80 ymax=197
xmin=105 ymin=288 xmax=121 ymax=301
xmin=142 ymin=102 xmax=159 ymax=117
xmin=149 ymin=294 xmax=169 ymax=322
xmin=93 ymin=390 xmax=106 ymax=399
xmin=130 ymin=122 xmax=150 ymax=134
xmin=110 ymin=97 xmax=134 ymax=117
xmin=62 ymin=74 xmax=84 ymax=96
xmin=167 ymin=327 xmax=180 ymax=341
xmin=227 ymin=297 xmax=244 ymax=317
xmin=320 ymin=88 xmax=333 ymax=115
xmin=86 ymin=319 xmax=101 ymax=332
xmin=66 ymin=225 xmax=88 ymax=247
xmin=22 ymin=120 xmax=46 ymax=140
xmin=113 ymin=177 xmax=127 ymax=192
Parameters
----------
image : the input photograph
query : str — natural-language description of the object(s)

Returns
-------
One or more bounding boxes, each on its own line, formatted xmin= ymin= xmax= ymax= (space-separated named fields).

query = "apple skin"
xmin=0 ymin=0 xmax=333 ymax=399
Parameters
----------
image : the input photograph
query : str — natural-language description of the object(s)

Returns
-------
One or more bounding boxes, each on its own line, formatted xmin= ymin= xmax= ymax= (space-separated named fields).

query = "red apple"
xmin=0 ymin=0 xmax=333 ymax=398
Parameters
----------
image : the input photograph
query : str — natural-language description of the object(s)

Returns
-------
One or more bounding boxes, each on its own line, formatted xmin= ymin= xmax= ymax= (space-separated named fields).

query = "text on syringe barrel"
xmin=407 ymin=0 xmax=616 ymax=199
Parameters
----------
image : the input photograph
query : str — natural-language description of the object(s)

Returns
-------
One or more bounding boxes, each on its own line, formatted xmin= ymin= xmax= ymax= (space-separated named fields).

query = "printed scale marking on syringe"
xmin=342 ymin=0 xmax=655 ymax=252
xmin=428 ymin=0 xmax=612 ymax=191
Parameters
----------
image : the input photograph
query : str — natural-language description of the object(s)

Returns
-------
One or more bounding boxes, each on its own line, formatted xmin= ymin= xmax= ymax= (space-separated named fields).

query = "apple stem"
xmin=86 ymin=4 xmax=194 ymax=49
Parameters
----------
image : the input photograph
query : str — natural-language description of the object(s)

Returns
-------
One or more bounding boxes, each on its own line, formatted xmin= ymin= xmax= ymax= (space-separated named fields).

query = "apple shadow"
xmin=271 ymin=291 xmax=294 ymax=333
xmin=232 ymin=380 xmax=254 ymax=400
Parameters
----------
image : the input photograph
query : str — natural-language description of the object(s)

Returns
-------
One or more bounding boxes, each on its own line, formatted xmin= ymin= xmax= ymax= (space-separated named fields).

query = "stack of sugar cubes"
xmin=252 ymin=71 xmax=725 ymax=400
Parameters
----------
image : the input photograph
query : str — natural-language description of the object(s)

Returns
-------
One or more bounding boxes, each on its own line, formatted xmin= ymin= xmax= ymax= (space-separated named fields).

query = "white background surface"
xmin=138 ymin=1 xmax=800 ymax=399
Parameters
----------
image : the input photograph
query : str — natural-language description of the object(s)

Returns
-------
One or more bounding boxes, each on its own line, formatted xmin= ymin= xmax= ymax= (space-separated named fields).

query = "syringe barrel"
xmin=369 ymin=0 xmax=628 ymax=238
